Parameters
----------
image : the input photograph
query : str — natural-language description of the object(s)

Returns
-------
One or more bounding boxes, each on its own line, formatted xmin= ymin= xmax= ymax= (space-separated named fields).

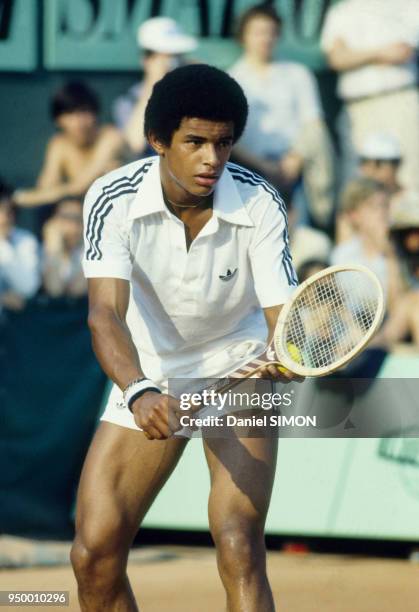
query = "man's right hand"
xmin=131 ymin=392 xmax=182 ymax=440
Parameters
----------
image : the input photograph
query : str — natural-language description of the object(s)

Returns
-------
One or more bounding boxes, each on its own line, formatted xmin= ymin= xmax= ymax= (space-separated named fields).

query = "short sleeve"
xmin=249 ymin=191 xmax=298 ymax=308
xmin=83 ymin=181 xmax=132 ymax=280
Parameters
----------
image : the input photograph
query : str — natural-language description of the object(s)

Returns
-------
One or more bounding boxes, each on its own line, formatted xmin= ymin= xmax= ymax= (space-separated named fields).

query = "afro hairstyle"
xmin=144 ymin=64 xmax=248 ymax=145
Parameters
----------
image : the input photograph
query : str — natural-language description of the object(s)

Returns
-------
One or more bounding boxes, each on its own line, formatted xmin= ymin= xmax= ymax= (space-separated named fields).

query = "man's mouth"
xmin=194 ymin=173 xmax=219 ymax=187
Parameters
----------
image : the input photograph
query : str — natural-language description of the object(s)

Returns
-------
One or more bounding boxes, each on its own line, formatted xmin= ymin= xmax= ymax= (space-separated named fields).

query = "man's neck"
xmin=67 ymin=126 xmax=99 ymax=151
xmin=243 ymin=53 xmax=273 ymax=71
xmin=159 ymin=163 xmax=211 ymax=208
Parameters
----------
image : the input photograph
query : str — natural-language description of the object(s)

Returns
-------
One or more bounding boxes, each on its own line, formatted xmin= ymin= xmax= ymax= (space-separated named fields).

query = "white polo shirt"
xmin=321 ymin=0 xmax=419 ymax=100
xmin=83 ymin=156 xmax=297 ymax=386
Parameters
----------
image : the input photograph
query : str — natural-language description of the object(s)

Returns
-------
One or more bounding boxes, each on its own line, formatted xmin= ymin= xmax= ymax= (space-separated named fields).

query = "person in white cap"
xmin=358 ymin=133 xmax=403 ymax=197
xmin=321 ymin=0 xmax=419 ymax=192
xmin=113 ymin=17 xmax=197 ymax=157
xmin=336 ymin=132 xmax=405 ymax=243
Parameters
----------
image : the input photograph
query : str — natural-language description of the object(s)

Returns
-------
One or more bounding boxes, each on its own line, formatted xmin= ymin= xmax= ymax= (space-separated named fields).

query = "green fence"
xmin=0 ymin=297 xmax=107 ymax=539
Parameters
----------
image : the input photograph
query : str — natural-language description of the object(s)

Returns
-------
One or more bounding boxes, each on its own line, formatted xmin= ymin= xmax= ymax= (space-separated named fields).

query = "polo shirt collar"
xmin=128 ymin=157 xmax=254 ymax=227
xmin=213 ymin=167 xmax=254 ymax=227
xmin=128 ymin=158 xmax=167 ymax=220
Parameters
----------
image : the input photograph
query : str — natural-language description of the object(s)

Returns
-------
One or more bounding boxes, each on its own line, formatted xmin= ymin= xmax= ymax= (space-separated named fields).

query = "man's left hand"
xmin=257 ymin=363 xmax=304 ymax=383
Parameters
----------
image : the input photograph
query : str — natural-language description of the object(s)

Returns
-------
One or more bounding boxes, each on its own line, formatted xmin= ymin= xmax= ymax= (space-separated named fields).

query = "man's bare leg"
xmin=204 ymin=432 xmax=278 ymax=612
xmin=70 ymin=421 xmax=187 ymax=611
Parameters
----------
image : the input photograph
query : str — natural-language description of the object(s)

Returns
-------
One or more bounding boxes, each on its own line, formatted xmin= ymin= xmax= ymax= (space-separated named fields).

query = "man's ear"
xmin=147 ymin=131 xmax=166 ymax=156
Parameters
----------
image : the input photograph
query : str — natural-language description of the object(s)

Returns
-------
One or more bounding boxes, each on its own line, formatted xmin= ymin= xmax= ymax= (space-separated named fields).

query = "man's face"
xmin=241 ymin=16 xmax=280 ymax=61
xmin=55 ymin=200 xmax=83 ymax=248
xmin=360 ymin=160 xmax=400 ymax=189
xmin=152 ymin=117 xmax=234 ymax=199
xmin=350 ymin=191 xmax=389 ymax=236
xmin=56 ymin=110 xmax=97 ymax=146
xmin=142 ymin=52 xmax=182 ymax=75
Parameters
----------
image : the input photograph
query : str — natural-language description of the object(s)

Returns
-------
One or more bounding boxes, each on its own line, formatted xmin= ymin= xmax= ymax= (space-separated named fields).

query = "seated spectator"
xmin=229 ymin=3 xmax=335 ymax=229
xmin=42 ymin=198 xmax=86 ymax=298
xmin=114 ymin=17 xmax=197 ymax=157
xmin=331 ymin=178 xmax=404 ymax=313
xmin=0 ymin=181 xmax=41 ymax=311
xmin=321 ymin=0 xmax=419 ymax=192
xmin=384 ymin=192 xmax=419 ymax=344
xmin=336 ymin=132 xmax=404 ymax=243
xmin=14 ymin=82 xmax=126 ymax=208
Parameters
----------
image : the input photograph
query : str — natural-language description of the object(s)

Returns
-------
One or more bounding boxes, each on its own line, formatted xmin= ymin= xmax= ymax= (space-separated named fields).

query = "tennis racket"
xmin=143 ymin=265 xmax=385 ymax=437
xmin=205 ymin=264 xmax=385 ymax=392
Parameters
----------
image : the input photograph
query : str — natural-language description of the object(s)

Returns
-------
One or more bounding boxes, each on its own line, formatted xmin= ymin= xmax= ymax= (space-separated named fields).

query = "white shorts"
xmin=100 ymin=339 xmax=268 ymax=433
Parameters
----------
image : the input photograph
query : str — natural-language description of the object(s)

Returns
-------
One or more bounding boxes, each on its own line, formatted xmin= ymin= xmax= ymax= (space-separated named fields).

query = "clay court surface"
xmin=1 ymin=545 xmax=419 ymax=611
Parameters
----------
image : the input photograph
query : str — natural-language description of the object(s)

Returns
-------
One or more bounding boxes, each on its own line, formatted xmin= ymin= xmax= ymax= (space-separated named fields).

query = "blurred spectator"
xmin=297 ymin=259 xmax=328 ymax=283
xmin=288 ymin=202 xmax=332 ymax=272
xmin=384 ymin=192 xmax=419 ymax=344
xmin=336 ymin=132 xmax=404 ymax=243
xmin=331 ymin=178 xmax=404 ymax=311
xmin=114 ymin=17 xmax=197 ymax=157
xmin=321 ymin=0 xmax=419 ymax=192
xmin=42 ymin=198 xmax=86 ymax=298
xmin=229 ymin=3 xmax=335 ymax=229
xmin=358 ymin=133 xmax=403 ymax=199
xmin=0 ymin=181 xmax=41 ymax=311
xmin=13 ymin=82 xmax=126 ymax=208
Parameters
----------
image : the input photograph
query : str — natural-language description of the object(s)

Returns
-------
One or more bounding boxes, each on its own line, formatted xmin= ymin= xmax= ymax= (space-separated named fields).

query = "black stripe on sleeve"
xmin=86 ymin=160 xmax=153 ymax=261
xmin=227 ymin=163 xmax=298 ymax=286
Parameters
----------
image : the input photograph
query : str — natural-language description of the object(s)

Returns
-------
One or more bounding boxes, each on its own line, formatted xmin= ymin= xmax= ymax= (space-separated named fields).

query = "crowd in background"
xmin=1 ymin=1 xmax=419 ymax=348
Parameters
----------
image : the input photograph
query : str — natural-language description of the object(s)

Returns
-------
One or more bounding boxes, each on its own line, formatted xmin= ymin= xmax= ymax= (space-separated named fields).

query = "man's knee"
xmin=213 ymin=522 xmax=265 ymax=581
xmin=71 ymin=521 xmax=130 ymax=587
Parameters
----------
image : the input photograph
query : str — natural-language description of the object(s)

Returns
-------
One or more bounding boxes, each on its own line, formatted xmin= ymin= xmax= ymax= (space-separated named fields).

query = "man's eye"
xmin=187 ymin=139 xmax=201 ymax=145
xmin=219 ymin=141 xmax=232 ymax=148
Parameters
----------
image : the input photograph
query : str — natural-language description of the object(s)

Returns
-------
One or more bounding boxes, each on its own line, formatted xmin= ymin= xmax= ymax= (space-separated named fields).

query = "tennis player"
xmin=71 ymin=64 xmax=298 ymax=612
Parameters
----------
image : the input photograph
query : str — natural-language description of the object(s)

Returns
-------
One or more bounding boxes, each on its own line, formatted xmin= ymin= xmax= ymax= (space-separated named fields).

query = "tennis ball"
xmin=277 ymin=342 xmax=302 ymax=373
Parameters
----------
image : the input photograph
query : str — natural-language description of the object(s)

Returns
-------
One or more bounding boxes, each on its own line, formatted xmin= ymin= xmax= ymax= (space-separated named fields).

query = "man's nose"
xmin=203 ymin=144 xmax=220 ymax=167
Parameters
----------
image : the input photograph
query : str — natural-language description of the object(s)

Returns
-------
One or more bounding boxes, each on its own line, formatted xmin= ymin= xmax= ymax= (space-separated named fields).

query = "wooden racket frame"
xmin=273 ymin=264 xmax=385 ymax=377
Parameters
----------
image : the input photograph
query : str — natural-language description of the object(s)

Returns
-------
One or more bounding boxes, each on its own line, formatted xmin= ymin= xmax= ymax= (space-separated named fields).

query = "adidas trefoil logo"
xmin=219 ymin=268 xmax=238 ymax=281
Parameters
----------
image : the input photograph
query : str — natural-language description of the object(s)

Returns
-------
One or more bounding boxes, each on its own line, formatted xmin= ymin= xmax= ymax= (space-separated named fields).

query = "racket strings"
xmin=284 ymin=271 xmax=380 ymax=369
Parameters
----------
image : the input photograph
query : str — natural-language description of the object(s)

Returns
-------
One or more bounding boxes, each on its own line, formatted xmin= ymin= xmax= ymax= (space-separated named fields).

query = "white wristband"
xmin=123 ymin=378 xmax=161 ymax=412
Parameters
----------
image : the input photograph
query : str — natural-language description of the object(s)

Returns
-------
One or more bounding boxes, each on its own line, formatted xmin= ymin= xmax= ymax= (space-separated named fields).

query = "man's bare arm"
xmin=263 ymin=305 xmax=282 ymax=342
xmin=36 ymin=137 xmax=65 ymax=189
xmin=87 ymin=277 xmax=143 ymax=388
xmin=88 ymin=277 xmax=181 ymax=439
xmin=15 ymin=128 xmax=126 ymax=207
xmin=326 ymin=38 xmax=415 ymax=72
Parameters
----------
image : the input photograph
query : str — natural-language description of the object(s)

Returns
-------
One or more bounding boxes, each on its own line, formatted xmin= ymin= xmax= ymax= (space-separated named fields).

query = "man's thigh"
xmin=75 ymin=421 xmax=188 ymax=549
xmin=203 ymin=433 xmax=278 ymax=528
